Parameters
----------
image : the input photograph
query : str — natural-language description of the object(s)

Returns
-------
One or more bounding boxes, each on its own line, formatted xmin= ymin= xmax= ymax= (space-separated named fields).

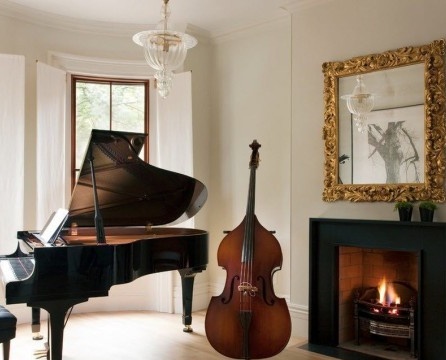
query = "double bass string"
xmin=238 ymin=148 xmax=259 ymax=359
xmin=239 ymin=153 xmax=258 ymax=310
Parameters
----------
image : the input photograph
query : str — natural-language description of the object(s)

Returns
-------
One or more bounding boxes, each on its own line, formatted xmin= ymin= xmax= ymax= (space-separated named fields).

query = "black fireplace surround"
xmin=309 ymin=218 xmax=446 ymax=360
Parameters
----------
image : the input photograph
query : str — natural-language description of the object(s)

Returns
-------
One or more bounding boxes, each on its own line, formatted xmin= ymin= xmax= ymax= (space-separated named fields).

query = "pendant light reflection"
xmin=341 ymin=75 xmax=375 ymax=133
xmin=133 ymin=0 xmax=197 ymax=99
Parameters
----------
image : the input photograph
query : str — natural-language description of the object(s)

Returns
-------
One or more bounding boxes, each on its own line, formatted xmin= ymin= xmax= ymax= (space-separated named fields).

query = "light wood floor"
xmin=8 ymin=310 xmax=338 ymax=360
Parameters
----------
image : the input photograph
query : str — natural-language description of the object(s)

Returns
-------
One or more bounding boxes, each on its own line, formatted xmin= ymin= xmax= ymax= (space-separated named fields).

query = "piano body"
xmin=0 ymin=130 xmax=208 ymax=360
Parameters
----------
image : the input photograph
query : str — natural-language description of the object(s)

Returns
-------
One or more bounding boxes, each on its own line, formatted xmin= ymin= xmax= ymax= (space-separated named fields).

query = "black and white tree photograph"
xmin=352 ymin=105 xmax=424 ymax=184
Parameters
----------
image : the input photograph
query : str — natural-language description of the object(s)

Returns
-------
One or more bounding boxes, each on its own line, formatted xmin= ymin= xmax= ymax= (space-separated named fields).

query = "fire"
xmin=378 ymin=277 xmax=401 ymax=306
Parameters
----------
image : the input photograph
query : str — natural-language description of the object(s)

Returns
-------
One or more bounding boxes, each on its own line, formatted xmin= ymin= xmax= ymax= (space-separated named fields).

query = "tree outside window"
xmin=72 ymin=76 xmax=149 ymax=187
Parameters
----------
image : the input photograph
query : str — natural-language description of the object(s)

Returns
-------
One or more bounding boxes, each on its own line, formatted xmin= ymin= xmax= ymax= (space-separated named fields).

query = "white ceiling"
xmin=2 ymin=0 xmax=304 ymax=37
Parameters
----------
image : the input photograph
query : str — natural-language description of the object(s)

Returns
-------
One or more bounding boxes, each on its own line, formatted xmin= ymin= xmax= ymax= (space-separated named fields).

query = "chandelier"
xmin=341 ymin=75 xmax=375 ymax=133
xmin=133 ymin=0 xmax=197 ymax=98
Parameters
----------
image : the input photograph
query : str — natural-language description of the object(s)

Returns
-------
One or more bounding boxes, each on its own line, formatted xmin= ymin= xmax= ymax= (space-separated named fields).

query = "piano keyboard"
xmin=0 ymin=257 xmax=35 ymax=282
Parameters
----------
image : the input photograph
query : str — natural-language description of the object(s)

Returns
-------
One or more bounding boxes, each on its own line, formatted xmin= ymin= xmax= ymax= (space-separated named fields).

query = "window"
xmin=71 ymin=75 xmax=150 ymax=187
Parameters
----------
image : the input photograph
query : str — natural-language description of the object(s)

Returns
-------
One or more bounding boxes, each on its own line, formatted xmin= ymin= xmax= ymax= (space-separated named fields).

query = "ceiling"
xmin=2 ymin=0 xmax=304 ymax=37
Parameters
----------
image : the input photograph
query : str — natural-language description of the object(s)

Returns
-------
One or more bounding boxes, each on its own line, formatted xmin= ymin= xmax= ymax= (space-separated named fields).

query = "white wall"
xmin=290 ymin=0 xmax=446 ymax=336
xmin=200 ymin=0 xmax=446 ymax=338
xmin=208 ymin=18 xmax=292 ymax=301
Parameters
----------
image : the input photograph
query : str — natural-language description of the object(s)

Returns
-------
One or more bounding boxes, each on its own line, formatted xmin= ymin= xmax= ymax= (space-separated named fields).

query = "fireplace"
xmin=309 ymin=218 xmax=446 ymax=360
xmin=338 ymin=246 xmax=419 ymax=358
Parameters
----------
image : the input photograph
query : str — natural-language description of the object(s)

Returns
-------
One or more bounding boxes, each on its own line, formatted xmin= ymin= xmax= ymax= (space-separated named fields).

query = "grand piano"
xmin=0 ymin=129 xmax=208 ymax=360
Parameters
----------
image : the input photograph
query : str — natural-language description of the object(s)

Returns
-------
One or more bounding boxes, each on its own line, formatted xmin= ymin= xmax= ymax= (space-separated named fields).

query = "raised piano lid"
xmin=66 ymin=129 xmax=207 ymax=227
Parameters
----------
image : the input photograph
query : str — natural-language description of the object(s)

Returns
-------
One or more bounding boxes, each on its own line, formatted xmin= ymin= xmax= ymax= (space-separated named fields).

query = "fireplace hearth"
xmin=309 ymin=218 xmax=446 ymax=360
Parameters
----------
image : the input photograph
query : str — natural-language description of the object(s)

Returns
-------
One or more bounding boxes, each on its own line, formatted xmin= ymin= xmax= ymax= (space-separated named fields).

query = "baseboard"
xmin=288 ymin=302 xmax=309 ymax=338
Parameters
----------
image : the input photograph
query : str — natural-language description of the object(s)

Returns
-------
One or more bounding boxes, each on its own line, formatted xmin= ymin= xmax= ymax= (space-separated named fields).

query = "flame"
xmin=378 ymin=277 xmax=387 ymax=304
xmin=378 ymin=277 xmax=401 ymax=305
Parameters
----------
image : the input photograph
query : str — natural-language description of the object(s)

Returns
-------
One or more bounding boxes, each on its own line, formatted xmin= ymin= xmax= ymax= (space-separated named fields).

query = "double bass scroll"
xmin=205 ymin=140 xmax=291 ymax=359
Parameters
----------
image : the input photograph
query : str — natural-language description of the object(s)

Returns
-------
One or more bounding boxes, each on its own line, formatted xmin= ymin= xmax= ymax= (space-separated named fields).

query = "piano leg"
xmin=178 ymin=268 xmax=200 ymax=333
xmin=28 ymin=298 xmax=88 ymax=360
xmin=31 ymin=307 xmax=43 ymax=340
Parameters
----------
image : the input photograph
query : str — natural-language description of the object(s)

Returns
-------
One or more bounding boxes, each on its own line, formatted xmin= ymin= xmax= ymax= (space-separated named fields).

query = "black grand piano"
xmin=0 ymin=130 xmax=208 ymax=360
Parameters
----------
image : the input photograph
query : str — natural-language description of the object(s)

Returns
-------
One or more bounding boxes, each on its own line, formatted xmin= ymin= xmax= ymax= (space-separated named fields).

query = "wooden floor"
xmin=7 ymin=310 xmax=339 ymax=360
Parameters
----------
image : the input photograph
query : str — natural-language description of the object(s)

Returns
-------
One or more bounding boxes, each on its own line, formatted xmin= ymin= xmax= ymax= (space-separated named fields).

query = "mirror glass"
xmin=322 ymin=39 xmax=446 ymax=202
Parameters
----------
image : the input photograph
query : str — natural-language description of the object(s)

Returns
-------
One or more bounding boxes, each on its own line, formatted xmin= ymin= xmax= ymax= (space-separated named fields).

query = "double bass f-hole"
xmin=205 ymin=140 xmax=291 ymax=360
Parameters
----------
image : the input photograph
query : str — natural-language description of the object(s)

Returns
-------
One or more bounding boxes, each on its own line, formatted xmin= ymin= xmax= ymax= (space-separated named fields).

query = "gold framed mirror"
xmin=322 ymin=39 xmax=446 ymax=202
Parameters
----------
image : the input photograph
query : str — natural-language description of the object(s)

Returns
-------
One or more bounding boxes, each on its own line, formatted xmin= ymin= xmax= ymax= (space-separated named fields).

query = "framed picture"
xmin=352 ymin=105 xmax=424 ymax=184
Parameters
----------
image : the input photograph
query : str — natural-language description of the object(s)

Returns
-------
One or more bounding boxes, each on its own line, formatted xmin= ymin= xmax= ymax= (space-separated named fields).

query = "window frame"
xmin=70 ymin=75 xmax=150 ymax=188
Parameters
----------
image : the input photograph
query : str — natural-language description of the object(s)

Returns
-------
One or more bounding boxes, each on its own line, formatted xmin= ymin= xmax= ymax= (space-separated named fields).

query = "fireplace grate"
xmin=361 ymin=318 xmax=411 ymax=338
xmin=354 ymin=283 xmax=417 ymax=358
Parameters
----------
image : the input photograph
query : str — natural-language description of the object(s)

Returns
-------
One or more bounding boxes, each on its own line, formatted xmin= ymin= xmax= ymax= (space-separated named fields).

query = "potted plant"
xmin=394 ymin=201 xmax=413 ymax=221
xmin=419 ymin=200 xmax=437 ymax=222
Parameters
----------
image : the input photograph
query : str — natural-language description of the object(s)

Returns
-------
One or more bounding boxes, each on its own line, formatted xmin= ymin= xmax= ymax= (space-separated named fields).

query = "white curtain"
xmin=0 ymin=54 xmax=25 ymax=254
xmin=149 ymin=71 xmax=194 ymax=313
xmin=36 ymin=62 xmax=67 ymax=228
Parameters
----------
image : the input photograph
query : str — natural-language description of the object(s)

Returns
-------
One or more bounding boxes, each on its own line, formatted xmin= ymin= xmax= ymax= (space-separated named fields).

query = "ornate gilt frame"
xmin=322 ymin=39 xmax=446 ymax=202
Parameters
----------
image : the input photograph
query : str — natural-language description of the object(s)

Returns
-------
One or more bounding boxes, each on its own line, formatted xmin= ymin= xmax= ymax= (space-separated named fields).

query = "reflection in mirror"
xmin=338 ymin=64 xmax=425 ymax=185
xmin=341 ymin=75 xmax=375 ymax=133
xmin=322 ymin=40 xmax=446 ymax=202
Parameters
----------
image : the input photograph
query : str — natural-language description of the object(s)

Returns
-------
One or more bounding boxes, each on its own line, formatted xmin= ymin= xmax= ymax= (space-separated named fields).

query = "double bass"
xmin=205 ymin=140 xmax=291 ymax=359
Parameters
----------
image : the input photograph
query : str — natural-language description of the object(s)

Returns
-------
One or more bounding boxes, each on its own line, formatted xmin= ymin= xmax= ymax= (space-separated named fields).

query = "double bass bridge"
xmin=238 ymin=282 xmax=258 ymax=297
